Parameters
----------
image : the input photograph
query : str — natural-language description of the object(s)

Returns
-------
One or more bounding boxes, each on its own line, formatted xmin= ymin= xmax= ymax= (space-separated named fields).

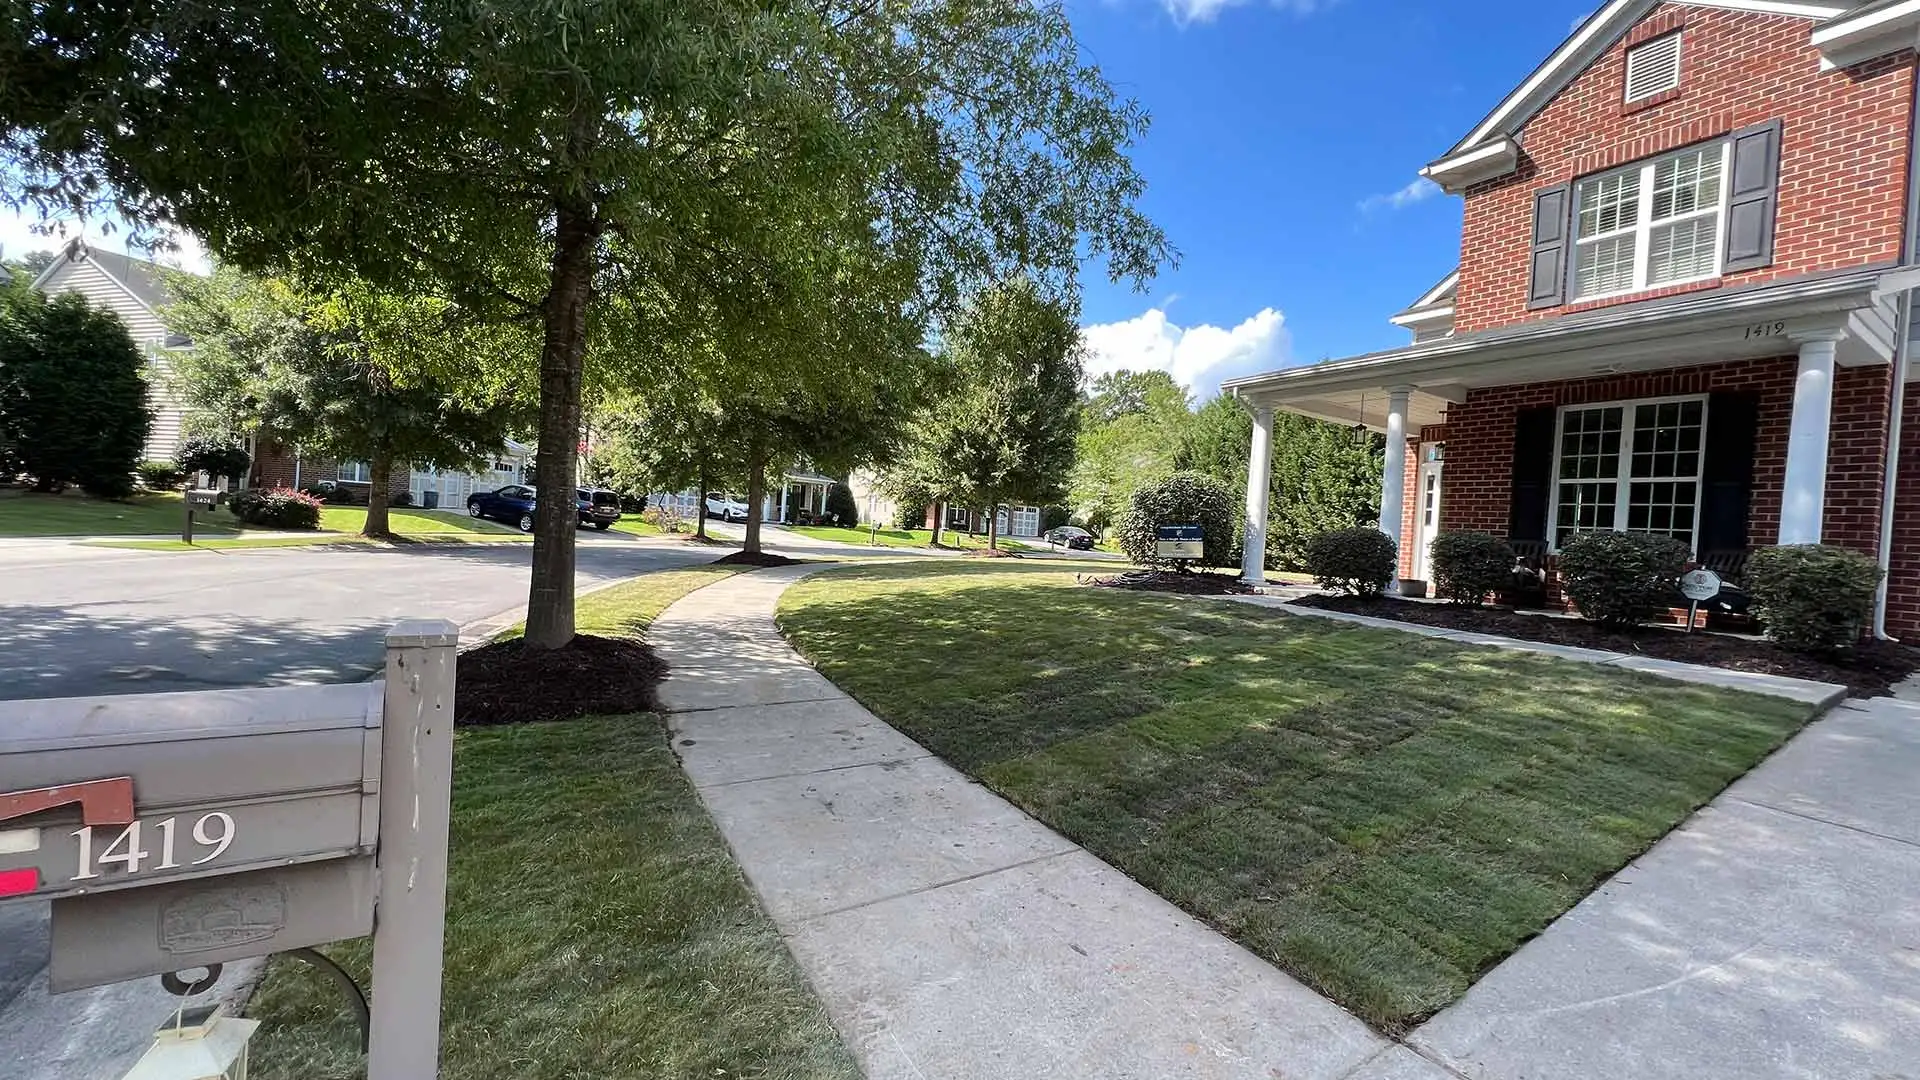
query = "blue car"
xmin=467 ymin=486 xmax=621 ymax=532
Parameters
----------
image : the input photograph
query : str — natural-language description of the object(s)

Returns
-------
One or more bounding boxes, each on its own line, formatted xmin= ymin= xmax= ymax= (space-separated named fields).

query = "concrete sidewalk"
xmin=649 ymin=565 xmax=1404 ymax=1080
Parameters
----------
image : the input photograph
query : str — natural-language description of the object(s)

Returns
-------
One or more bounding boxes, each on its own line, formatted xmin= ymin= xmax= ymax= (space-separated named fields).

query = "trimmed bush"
xmin=1 ymin=291 xmax=151 ymax=497
xmin=228 ymin=487 xmax=322 ymax=529
xmin=1305 ymin=527 xmax=1397 ymax=596
xmin=1428 ymin=531 xmax=1514 ymax=607
xmin=1747 ymin=544 xmax=1883 ymax=652
xmin=1115 ymin=471 xmax=1237 ymax=568
xmin=1557 ymin=532 xmax=1690 ymax=627
xmin=826 ymin=482 xmax=859 ymax=527
xmin=172 ymin=434 xmax=251 ymax=487
xmin=136 ymin=460 xmax=187 ymax=491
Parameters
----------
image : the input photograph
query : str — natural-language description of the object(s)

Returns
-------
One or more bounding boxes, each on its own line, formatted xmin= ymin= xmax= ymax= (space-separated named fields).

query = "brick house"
xmin=1225 ymin=0 xmax=1920 ymax=637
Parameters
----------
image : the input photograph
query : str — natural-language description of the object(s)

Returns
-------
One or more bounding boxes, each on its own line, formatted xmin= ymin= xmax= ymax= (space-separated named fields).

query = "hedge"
xmin=1557 ymin=532 xmax=1690 ymax=627
xmin=1115 ymin=471 xmax=1236 ymax=568
xmin=1747 ymin=544 xmax=1882 ymax=652
xmin=1305 ymin=527 xmax=1396 ymax=596
xmin=1428 ymin=531 xmax=1513 ymax=607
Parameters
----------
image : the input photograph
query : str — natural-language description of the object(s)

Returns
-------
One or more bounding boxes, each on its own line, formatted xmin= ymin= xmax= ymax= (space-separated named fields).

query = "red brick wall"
xmin=250 ymin=441 xmax=408 ymax=499
xmin=1398 ymin=437 xmax=1420 ymax=579
xmin=1887 ymin=397 xmax=1920 ymax=637
xmin=1455 ymin=6 xmax=1916 ymax=333
xmin=1436 ymin=356 xmax=1889 ymax=559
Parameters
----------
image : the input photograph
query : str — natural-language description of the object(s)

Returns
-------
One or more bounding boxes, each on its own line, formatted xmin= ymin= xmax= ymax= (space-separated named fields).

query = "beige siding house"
xmin=30 ymin=240 xmax=191 ymax=461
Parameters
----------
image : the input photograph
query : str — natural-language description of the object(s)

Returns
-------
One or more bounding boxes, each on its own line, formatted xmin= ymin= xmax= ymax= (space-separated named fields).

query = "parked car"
xmin=705 ymin=493 xmax=749 ymax=523
xmin=1045 ymin=525 xmax=1096 ymax=551
xmin=467 ymin=485 xmax=623 ymax=532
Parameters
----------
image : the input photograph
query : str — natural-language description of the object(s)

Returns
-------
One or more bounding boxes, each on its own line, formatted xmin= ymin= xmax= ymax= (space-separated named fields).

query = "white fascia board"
xmin=1410 ymin=270 xmax=1460 ymax=310
xmin=1389 ymin=305 xmax=1456 ymax=328
xmin=1684 ymin=0 xmax=1846 ymax=16
xmin=1421 ymin=138 xmax=1521 ymax=194
xmin=1812 ymin=0 xmax=1920 ymax=44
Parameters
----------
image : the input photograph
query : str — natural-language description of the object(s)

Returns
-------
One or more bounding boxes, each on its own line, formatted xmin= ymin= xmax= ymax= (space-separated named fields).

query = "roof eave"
xmin=1420 ymin=138 xmax=1521 ymax=195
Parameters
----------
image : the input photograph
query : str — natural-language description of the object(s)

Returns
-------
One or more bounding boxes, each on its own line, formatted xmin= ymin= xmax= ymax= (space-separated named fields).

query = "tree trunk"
xmin=987 ymin=502 xmax=1000 ymax=551
xmin=930 ymin=500 xmax=944 ymax=546
xmin=743 ymin=438 xmax=767 ymax=555
xmin=363 ymin=445 xmax=394 ymax=538
xmin=523 ymin=200 xmax=599 ymax=650
xmin=694 ymin=467 xmax=710 ymax=541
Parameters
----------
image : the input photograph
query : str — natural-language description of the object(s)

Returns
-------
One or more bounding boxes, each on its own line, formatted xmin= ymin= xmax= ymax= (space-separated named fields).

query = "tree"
xmin=825 ymin=483 xmax=860 ymax=527
xmin=905 ymin=281 xmax=1084 ymax=549
xmin=1070 ymin=369 xmax=1191 ymax=534
xmin=0 ymin=289 xmax=150 ymax=496
xmin=163 ymin=269 xmax=532 ymax=536
xmin=1267 ymin=419 xmax=1384 ymax=570
xmin=590 ymin=387 xmax=748 ymax=543
xmin=5 ymin=0 xmax=1171 ymax=648
xmin=171 ymin=433 xmax=251 ymax=487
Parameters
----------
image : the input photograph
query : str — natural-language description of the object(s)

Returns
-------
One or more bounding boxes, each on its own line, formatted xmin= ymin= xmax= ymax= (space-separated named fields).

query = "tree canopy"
xmin=0 ymin=288 xmax=150 ymax=495
xmin=3 ymin=0 xmax=1172 ymax=647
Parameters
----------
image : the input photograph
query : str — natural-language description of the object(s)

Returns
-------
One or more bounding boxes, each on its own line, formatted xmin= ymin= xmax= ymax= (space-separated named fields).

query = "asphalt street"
xmin=0 ymin=531 xmax=721 ymax=1080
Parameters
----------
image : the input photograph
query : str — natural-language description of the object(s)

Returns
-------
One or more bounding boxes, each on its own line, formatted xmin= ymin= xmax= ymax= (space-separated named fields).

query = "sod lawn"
xmin=775 ymin=561 xmax=1818 ymax=1033
xmin=246 ymin=563 xmax=857 ymax=1080
xmin=788 ymin=523 xmax=1035 ymax=552
xmin=0 ymin=489 xmax=243 ymax=535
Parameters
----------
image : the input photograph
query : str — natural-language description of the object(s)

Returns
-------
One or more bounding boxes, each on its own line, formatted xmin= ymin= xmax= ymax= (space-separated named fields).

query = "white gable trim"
xmin=1448 ymin=0 xmax=1848 ymax=161
xmin=1410 ymin=271 xmax=1459 ymax=311
xmin=30 ymin=240 xmax=158 ymax=318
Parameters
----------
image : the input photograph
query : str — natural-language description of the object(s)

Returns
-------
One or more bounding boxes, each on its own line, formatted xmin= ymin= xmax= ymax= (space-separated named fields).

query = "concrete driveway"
xmin=0 ymin=531 xmax=722 ymax=1079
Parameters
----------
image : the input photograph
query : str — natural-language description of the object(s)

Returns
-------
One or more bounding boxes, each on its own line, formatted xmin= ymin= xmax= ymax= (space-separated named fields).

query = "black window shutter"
xmin=1508 ymin=407 xmax=1558 ymax=543
xmin=1697 ymin=392 xmax=1758 ymax=554
xmin=1723 ymin=120 xmax=1782 ymax=272
xmin=1528 ymin=185 xmax=1572 ymax=310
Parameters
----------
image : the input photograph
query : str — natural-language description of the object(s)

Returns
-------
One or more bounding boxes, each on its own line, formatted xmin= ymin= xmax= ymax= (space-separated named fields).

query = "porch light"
xmin=121 ymin=1004 xmax=260 ymax=1080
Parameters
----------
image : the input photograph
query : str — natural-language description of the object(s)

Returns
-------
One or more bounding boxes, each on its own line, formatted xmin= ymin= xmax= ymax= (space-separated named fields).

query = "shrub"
xmin=1428 ymin=531 xmax=1514 ymax=607
xmin=1747 ymin=544 xmax=1883 ymax=653
xmin=1557 ymin=532 xmax=1690 ymax=627
xmin=1115 ymin=471 xmax=1237 ymax=568
xmin=1305 ymin=527 xmax=1397 ymax=596
xmin=172 ymin=434 xmax=251 ymax=487
xmin=136 ymin=460 xmax=187 ymax=491
xmin=619 ymin=491 xmax=648 ymax=514
xmin=0 ymin=292 xmax=150 ymax=497
xmin=1041 ymin=504 xmax=1070 ymax=532
xmin=228 ymin=487 xmax=322 ymax=529
xmin=391 ymin=490 xmax=414 ymax=508
xmin=825 ymin=483 xmax=859 ymax=527
xmin=641 ymin=503 xmax=685 ymax=534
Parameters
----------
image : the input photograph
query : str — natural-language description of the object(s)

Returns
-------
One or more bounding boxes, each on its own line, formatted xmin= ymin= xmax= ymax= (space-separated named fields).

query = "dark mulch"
xmin=964 ymin=547 xmax=1024 ymax=558
xmin=456 ymin=635 xmax=667 ymax=725
xmin=1088 ymin=569 xmax=1253 ymax=596
xmin=1292 ymin=593 xmax=1920 ymax=697
xmin=714 ymin=550 xmax=805 ymax=567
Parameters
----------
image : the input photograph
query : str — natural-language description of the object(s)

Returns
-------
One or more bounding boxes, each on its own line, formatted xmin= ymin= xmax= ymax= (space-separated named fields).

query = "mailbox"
xmin=185 ymin=490 xmax=221 ymax=510
xmin=0 ymin=620 xmax=456 ymax=1079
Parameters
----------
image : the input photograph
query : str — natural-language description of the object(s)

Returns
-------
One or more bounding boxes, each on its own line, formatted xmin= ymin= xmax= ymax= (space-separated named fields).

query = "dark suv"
xmin=576 ymin=487 xmax=621 ymax=530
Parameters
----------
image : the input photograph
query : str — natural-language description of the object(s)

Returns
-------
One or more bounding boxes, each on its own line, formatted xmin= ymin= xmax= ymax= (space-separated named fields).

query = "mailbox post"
xmin=183 ymin=489 xmax=220 ymax=545
xmin=0 ymin=619 xmax=459 ymax=1079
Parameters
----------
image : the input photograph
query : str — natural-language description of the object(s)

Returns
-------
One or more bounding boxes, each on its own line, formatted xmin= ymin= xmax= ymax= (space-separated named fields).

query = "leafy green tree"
xmin=901 ymin=282 xmax=1083 ymax=549
xmin=0 ymin=290 xmax=149 ymax=496
xmin=590 ymin=388 xmax=748 ymax=543
xmin=825 ymin=483 xmax=860 ymax=527
xmin=5 ymin=0 xmax=1170 ymax=648
xmin=1069 ymin=369 xmax=1190 ymax=534
xmin=163 ymin=269 xmax=532 ymax=536
xmin=1268 ymin=420 xmax=1384 ymax=570
xmin=1175 ymin=394 xmax=1252 ymax=489
xmin=171 ymin=434 xmax=250 ymax=487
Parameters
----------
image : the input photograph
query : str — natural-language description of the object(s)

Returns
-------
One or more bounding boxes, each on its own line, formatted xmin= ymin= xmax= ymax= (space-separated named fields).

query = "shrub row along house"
xmin=31 ymin=238 xmax=531 ymax=504
xmin=1228 ymin=0 xmax=1920 ymax=638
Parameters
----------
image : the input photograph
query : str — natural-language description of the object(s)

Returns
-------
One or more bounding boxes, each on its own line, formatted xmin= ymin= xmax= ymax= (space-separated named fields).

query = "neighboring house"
xmin=1225 ymin=1 xmax=1920 ymax=638
xmin=31 ymin=239 xmax=193 ymax=461
xmin=926 ymin=503 xmax=1044 ymax=539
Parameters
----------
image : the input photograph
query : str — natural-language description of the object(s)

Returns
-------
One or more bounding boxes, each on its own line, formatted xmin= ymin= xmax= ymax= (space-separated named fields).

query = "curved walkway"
xmin=648 ymin=564 xmax=1417 ymax=1080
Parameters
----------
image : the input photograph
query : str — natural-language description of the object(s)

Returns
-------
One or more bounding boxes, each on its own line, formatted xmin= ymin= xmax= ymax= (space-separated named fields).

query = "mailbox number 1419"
xmin=70 ymin=812 xmax=236 ymax=880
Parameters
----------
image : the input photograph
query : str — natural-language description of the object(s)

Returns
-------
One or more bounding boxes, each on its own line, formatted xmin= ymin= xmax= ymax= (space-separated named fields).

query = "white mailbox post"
xmin=0 ymin=619 xmax=459 ymax=1079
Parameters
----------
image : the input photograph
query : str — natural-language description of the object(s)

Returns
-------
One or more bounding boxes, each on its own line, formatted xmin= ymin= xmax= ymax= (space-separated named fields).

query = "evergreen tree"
xmin=0 ymin=290 xmax=150 ymax=496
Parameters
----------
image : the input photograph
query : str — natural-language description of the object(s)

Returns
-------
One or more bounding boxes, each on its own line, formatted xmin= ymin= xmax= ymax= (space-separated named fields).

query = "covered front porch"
xmin=1223 ymin=267 xmax=1919 ymax=619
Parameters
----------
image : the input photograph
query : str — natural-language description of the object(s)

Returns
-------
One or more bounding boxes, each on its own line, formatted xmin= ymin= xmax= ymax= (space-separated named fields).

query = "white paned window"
xmin=1551 ymin=396 xmax=1707 ymax=550
xmin=1624 ymin=32 xmax=1682 ymax=102
xmin=1573 ymin=141 xmax=1728 ymax=301
xmin=336 ymin=461 xmax=372 ymax=483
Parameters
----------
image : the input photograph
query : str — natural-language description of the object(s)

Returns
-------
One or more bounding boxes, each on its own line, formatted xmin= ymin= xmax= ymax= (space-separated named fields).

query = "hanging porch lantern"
xmin=121 ymin=1004 xmax=261 ymax=1080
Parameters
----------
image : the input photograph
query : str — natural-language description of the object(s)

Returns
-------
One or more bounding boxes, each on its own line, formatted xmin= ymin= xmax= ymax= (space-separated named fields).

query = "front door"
xmin=1413 ymin=462 xmax=1444 ymax=583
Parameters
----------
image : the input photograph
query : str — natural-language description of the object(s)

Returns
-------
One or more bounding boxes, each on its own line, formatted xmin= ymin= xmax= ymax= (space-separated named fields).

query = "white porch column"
xmin=1376 ymin=386 xmax=1413 ymax=559
xmin=1241 ymin=405 xmax=1275 ymax=583
xmin=1779 ymin=332 xmax=1843 ymax=545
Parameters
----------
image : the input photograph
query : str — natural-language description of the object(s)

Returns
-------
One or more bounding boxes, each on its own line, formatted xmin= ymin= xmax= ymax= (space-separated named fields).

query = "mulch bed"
xmin=1088 ymin=569 xmax=1253 ymax=596
xmin=456 ymin=635 xmax=667 ymax=725
xmin=714 ymin=550 xmax=805 ymax=567
xmin=1291 ymin=593 xmax=1920 ymax=698
xmin=964 ymin=547 xmax=1024 ymax=558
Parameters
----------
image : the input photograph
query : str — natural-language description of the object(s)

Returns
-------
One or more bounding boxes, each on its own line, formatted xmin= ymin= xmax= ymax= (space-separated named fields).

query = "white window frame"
xmin=1571 ymin=140 xmax=1732 ymax=303
xmin=1547 ymin=393 xmax=1711 ymax=554
xmin=336 ymin=460 xmax=372 ymax=484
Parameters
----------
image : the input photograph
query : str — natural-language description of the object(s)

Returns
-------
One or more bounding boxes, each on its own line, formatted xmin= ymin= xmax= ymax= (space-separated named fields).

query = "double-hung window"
xmin=1572 ymin=141 xmax=1729 ymax=301
xmin=336 ymin=461 xmax=372 ymax=483
xmin=1552 ymin=396 xmax=1707 ymax=550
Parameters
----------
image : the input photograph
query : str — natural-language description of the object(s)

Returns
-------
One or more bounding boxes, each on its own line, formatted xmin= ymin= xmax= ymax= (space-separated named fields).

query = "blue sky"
xmin=1074 ymin=0 xmax=1598 ymax=396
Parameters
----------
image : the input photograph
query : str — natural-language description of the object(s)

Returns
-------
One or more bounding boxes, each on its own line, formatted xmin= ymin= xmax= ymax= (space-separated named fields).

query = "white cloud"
xmin=1358 ymin=177 xmax=1441 ymax=214
xmin=0 ymin=205 xmax=210 ymax=273
xmin=1160 ymin=0 xmax=1327 ymax=28
xmin=1080 ymin=306 xmax=1291 ymax=399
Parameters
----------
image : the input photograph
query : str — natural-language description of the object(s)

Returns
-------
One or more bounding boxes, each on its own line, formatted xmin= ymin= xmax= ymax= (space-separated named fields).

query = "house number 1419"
xmin=1744 ymin=321 xmax=1787 ymax=339
xmin=70 ymin=812 xmax=236 ymax=880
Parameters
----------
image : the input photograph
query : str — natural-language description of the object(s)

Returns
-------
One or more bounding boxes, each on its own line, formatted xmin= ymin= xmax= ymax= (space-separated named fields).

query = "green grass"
xmin=775 ymin=562 xmax=1819 ymax=1033
xmin=608 ymin=513 xmax=666 ymax=536
xmin=789 ymin=524 xmax=1035 ymax=552
xmin=492 ymin=564 xmax=749 ymax=643
xmin=0 ymin=490 xmax=243 ymax=536
xmin=247 ymin=563 xmax=855 ymax=1080
xmin=315 ymin=506 xmax=520 ymax=535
